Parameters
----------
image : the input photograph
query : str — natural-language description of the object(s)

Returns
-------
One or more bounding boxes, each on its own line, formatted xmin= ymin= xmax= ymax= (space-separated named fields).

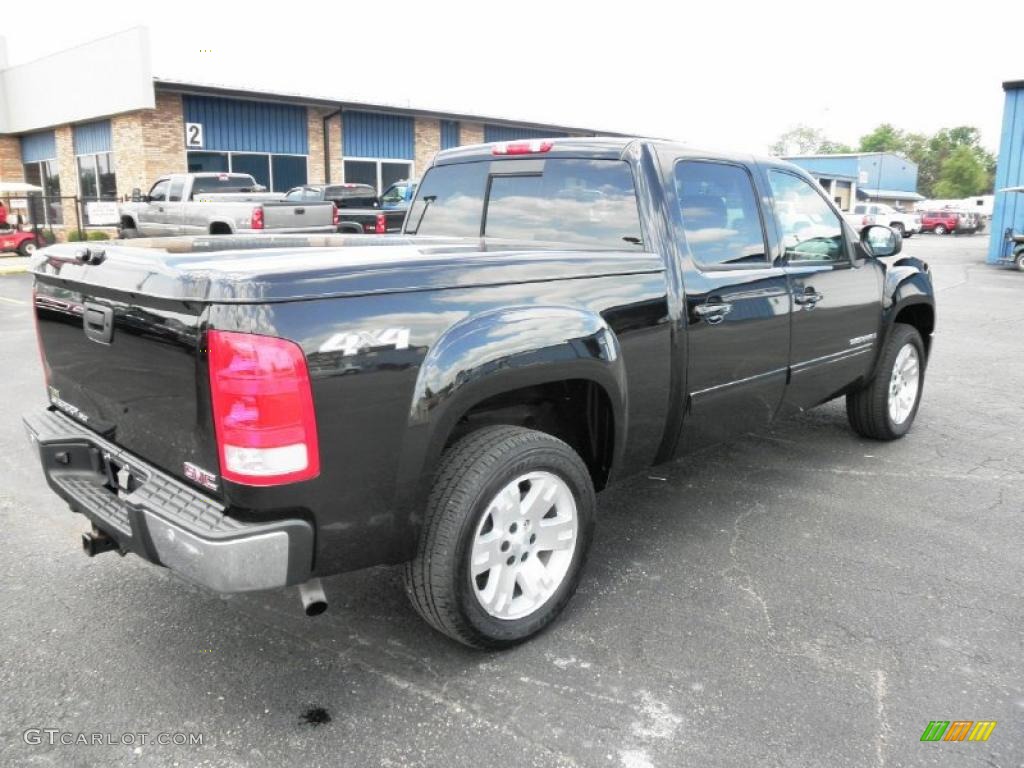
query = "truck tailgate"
xmin=34 ymin=277 xmax=218 ymax=492
xmin=261 ymin=201 xmax=335 ymax=231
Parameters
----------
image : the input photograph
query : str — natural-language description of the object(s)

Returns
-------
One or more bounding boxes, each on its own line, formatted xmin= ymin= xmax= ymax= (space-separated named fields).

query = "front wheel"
xmin=846 ymin=324 xmax=925 ymax=440
xmin=404 ymin=426 xmax=595 ymax=649
xmin=1015 ymin=251 xmax=1024 ymax=272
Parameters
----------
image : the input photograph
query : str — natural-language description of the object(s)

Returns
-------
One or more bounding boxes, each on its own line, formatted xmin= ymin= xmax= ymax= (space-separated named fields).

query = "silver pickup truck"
xmin=118 ymin=173 xmax=337 ymax=237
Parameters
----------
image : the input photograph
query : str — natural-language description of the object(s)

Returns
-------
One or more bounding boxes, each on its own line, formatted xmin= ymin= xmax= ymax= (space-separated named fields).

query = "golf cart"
xmin=0 ymin=181 xmax=45 ymax=257
xmin=997 ymin=186 xmax=1024 ymax=271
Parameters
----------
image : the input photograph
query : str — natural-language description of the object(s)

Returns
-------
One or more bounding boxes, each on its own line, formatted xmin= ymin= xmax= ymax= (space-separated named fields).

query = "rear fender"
xmin=393 ymin=305 xmax=627 ymax=526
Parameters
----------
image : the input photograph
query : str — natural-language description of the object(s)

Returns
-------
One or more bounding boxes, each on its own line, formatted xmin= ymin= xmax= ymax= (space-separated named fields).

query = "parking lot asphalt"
xmin=0 ymin=234 xmax=1021 ymax=768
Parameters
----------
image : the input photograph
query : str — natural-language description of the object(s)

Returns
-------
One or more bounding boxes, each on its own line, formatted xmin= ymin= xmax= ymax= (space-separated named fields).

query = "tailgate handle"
xmin=83 ymin=303 xmax=114 ymax=345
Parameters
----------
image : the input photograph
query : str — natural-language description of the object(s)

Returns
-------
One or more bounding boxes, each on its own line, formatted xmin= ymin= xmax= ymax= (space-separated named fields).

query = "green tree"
xmin=859 ymin=124 xmax=906 ymax=153
xmin=933 ymin=146 xmax=989 ymax=198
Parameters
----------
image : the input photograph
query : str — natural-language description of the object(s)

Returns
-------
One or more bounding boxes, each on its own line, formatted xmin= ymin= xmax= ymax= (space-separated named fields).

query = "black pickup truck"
xmin=25 ymin=137 xmax=935 ymax=648
xmin=282 ymin=183 xmax=407 ymax=234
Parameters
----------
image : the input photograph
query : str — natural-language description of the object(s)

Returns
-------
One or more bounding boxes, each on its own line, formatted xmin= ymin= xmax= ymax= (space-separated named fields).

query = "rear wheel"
xmin=934 ymin=224 xmax=947 ymax=235
xmin=1015 ymin=252 xmax=1024 ymax=272
xmin=890 ymin=223 xmax=905 ymax=237
xmin=17 ymin=239 xmax=38 ymax=257
xmin=119 ymin=227 xmax=139 ymax=239
xmin=404 ymin=425 xmax=595 ymax=649
xmin=846 ymin=324 xmax=925 ymax=440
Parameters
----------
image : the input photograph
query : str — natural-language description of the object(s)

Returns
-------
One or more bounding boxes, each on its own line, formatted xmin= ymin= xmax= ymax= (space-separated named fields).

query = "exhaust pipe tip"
xmin=298 ymin=578 xmax=328 ymax=617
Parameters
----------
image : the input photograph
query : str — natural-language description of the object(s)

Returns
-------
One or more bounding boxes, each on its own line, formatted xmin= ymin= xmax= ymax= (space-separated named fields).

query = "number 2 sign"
xmin=185 ymin=123 xmax=204 ymax=148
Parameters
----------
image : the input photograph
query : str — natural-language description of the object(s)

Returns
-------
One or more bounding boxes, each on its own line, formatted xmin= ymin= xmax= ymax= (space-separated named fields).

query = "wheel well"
xmin=338 ymin=223 xmax=362 ymax=234
xmin=209 ymin=222 xmax=232 ymax=235
xmin=119 ymin=215 xmax=135 ymax=230
xmin=446 ymin=380 xmax=615 ymax=491
xmin=895 ymin=303 xmax=934 ymax=355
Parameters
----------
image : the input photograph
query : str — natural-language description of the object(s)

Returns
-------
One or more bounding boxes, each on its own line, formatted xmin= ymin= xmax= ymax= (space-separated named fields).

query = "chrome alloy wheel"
xmin=888 ymin=343 xmax=920 ymax=425
xmin=470 ymin=471 xmax=578 ymax=620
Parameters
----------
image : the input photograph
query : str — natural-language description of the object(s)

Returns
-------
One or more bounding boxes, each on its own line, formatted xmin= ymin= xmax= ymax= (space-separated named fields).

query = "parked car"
xmin=848 ymin=203 xmax=921 ymax=238
xmin=920 ymin=210 xmax=961 ymax=235
xmin=380 ymin=179 xmax=418 ymax=209
xmin=25 ymin=138 xmax=935 ymax=649
xmin=283 ymin=183 xmax=406 ymax=234
xmin=119 ymin=173 xmax=338 ymax=237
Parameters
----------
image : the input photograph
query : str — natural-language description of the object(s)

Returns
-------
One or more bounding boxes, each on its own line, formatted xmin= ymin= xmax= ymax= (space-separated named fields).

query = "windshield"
xmin=405 ymin=158 xmax=644 ymax=249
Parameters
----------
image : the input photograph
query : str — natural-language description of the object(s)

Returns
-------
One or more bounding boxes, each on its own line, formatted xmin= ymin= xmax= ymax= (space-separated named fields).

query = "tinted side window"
xmin=674 ymin=161 xmax=767 ymax=268
xmin=768 ymin=171 xmax=846 ymax=264
xmin=168 ymin=178 xmax=185 ymax=202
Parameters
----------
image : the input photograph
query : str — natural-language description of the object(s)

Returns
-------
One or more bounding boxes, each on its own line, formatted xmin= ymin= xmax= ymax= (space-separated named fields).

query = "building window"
xmin=22 ymin=160 xmax=63 ymax=226
xmin=185 ymin=151 xmax=307 ymax=192
xmin=343 ymin=158 xmax=414 ymax=194
xmin=76 ymin=152 xmax=117 ymax=201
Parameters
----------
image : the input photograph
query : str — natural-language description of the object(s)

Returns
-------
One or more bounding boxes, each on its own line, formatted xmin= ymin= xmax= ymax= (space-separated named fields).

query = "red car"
xmin=920 ymin=210 xmax=959 ymax=235
xmin=0 ymin=229 xmax=43 ymax=256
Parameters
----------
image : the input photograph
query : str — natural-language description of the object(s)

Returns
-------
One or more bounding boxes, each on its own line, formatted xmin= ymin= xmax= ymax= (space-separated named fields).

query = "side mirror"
xmin=861 ymin=224 xmax=902 ymax=258
xmin=131 ymin=188 xmax=142 ymax=203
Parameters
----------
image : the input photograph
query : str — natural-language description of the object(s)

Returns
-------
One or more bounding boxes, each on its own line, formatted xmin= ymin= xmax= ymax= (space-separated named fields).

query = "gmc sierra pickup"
xmin=25 ymin=138 xmax=935 ymax=649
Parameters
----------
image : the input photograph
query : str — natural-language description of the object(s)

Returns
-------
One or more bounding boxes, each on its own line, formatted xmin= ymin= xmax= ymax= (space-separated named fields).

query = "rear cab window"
xmin=405 ymin=158 xmax=644 ymax=249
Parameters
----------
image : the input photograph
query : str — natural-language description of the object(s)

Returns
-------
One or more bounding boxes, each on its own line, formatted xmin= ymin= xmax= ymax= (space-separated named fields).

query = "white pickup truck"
xmin=118 ymin=173 xmax=338 ymax=237
xmin=845 ymin=203 xmax=921 ymax=238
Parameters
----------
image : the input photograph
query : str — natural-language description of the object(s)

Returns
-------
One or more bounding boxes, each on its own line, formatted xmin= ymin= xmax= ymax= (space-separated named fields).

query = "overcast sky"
xmin=5 ymin=0 xmax=1022 ymax=153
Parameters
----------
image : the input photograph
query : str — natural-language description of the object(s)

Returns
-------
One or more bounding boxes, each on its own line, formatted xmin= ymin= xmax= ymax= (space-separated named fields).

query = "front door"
xmin=668 ymin=158 xmax=792 ymax=453
xmin=765 ymin=169 xmax=883 ymax=414
xmin=139 ymin=179 xmax=170 ymax=236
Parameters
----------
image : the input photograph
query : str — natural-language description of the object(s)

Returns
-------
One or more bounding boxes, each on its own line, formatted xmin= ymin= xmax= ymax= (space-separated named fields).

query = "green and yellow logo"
xmin=920 ymin=720 xmax=997 ymax=742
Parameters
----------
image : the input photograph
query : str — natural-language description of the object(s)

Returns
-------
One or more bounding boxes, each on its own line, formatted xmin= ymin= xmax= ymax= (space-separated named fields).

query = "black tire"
xmin=890 ymin=223 xmax=905 ymax=238
xmin=404 ymin=425 xmax=596 ymax=649
xmin=119 ymin=227 xmax=139 ymax=239
xmin=17 ymin=239 xmax=38 ymax=257
xmin=903 ymin=232 xmax=913 ymax=239
xmin=934 ymin=224 xmax=947 ymax=235
xmin=1015 ymin=252 xmax=1024 ymax=272
xmin=846 ymin=324 xmax=926 ymax=440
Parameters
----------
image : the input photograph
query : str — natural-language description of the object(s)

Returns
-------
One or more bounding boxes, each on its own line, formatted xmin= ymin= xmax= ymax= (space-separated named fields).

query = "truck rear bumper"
xmin=24 ymin=409 xmax=314 ymax=593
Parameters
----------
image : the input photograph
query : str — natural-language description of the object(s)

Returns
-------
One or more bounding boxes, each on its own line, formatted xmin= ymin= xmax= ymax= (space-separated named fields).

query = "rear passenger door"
xmin=766 ymin=169 xmax=883 ymax=414
xmin=669 ymin=159 xmax=792 ymax=453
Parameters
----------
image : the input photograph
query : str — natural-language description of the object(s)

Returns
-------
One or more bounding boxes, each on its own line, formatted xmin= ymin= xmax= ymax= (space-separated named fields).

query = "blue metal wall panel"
xmin=183 ymin=95 xmax=308 ymax=154
xmin=856 ymin=153 xmax=917 ymax=193
xmin=342 ymin=111 xmax=414 ymax=159
xmin=72 ymin=120 xmax=112 ymax=155
xmin=20 ymin=131 xmax=57 ymax=163
xmin=989 ymin=85 xmax=1024 ymax=264
xmin=484 ymin=124 xmax=569 ymax=143
xmin=440 ymin=120 xmax=460 ymax=150
xmin=784 ymin=156 xmax=859 ymax=179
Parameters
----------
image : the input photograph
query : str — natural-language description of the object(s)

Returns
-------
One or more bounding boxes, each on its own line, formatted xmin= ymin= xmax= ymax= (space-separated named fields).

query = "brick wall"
xmin=0 ymin=136 xmax=24 ymax=185
xmin=110 ymin=92 xmax=187 ymax=198
xmin=307 ymin=108 xmax=333 ymax=185
xmin=460 ymin=121 xmax=485 ymax=146
xmin=414 ymin=118 xmax=441 ymax=177
xmin=326 ymin=113 xmax=343 ymax=183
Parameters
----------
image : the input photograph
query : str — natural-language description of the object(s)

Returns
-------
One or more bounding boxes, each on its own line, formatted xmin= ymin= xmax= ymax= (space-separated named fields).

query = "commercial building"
xmin=988 ymin=78 xmax=1024 ymax=265
xmin=0 ymin=28 xmax=615 ymax=235
xmin=783 ymin=152 xmax=923 ymax=211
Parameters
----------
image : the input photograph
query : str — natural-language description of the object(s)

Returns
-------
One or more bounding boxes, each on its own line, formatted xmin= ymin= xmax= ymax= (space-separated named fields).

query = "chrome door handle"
xmin=695 ymin=302 xmax=732 ymax=324
xmin=794 ymin=291 xmax=824 ymax=306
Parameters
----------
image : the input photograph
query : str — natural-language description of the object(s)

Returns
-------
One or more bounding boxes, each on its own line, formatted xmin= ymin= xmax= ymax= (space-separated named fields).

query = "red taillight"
xmin=332 ymin=202 xmax=339 ymax=227
xmin=374 ymin=213 xmax=386 ymax=234
xmin=207 ymin=330 xmax=320 ymax=486
xmin=251 ymin=207 xmax=264 ymax=230
xmin=492 ymin=140 xmax=554 ymax=156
